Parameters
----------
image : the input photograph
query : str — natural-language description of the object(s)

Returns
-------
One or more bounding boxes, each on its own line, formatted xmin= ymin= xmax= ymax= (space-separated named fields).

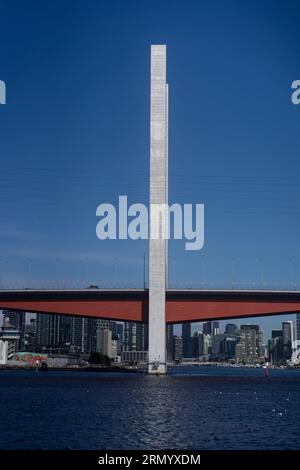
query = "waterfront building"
xmin=203 ymin=334 xmax=212 ymax=357
xmin=24 ymin=318 xmax=37 ymax=350
xmin=267 ymin=326 xmax=293 ymax=365
xmin=296 ymin=314 xmax=300 ymax=341
xmin=167 ymin=324 xmax=174 ymax=362
xmin=124 ymin=322 xmax=148 ymax=351
xmin=173 ymin=335 xmax=183 ymax=362
xmin=112 ymin=323 xmax=124 ymax=356
xmin=211 ymin=334 xmax=227 ymax=360
xmin=182 ymin=323 xmax=191 ymax=358
xmin=116 ymin=323 xmax=124 ymax=342
xmin=186 ymin=334 xmax=199 ymax=359
xmin=36 ymin=313 xmax=91 ymax=354
xmin=36 ymin=313 xmax=62 ymax=353
xmin=223 ymin=336 xmax=238 ymax=360
xmin=89 ymin=319 xmax=116 ymax=352
xmin=196 ymin=332 xmax=204 ymax=357
xmin=71 ymin=317 xmax=90 ymax=353
xmin=111 ymin=339 xmax=118 ymax=359
xmin=121 ymin=350 xmax=148 ymax=364
xmin=96 ymin=328 xmax=112 ymax=358
xmin=2 ymin=310 xmax=25 ymax=350
xmin=203 ymin=321 xmax=212 ymax=335
xmin=282 ymin=321 xmax=293 ymax=361
xmin=0 ymin=317 xmax=20 ymax=364
xmin=225 ymin=323 xmax=238 ymax=335
xmin=203 ymin=321 xmax=219 ymax=336
xmin=212 ymin=321 xmax=220 ymax=336
xmin=236 ymin=325 xmax=260 ymax=364
xmin=268 ymin=329 xmax=284 ymax=365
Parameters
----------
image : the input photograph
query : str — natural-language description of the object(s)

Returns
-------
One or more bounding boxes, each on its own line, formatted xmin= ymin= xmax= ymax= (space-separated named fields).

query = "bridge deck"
xmin=0 ymin=288 xmax=300 ymax=323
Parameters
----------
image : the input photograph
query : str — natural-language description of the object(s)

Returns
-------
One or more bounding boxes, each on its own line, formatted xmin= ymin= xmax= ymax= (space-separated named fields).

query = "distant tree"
xmin=89 ymin=351 xmax=112 ymax=366
xmin=89 ymin=351 xmax=103 ymax=364
xmin=103 ymin=354 xmax=111 ymax=366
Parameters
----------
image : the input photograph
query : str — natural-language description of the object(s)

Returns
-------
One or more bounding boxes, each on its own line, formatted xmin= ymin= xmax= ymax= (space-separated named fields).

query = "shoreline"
xmin=0 ymin=363 xmax=298 ymax=372
xmin=0 ymin=366 xmax=145 ymax=373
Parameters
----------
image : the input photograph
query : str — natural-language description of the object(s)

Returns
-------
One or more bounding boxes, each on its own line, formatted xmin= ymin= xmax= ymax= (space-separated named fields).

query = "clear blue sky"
xmin=0 ymin=0 xmax=300 ymax=338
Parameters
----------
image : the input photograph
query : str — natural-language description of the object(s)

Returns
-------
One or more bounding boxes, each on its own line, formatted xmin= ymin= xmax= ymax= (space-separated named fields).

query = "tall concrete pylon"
xmin=148 ymin=45 xmax=168 ymax=374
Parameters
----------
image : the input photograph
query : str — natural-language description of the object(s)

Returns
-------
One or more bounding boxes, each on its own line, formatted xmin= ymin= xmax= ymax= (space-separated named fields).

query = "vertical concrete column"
xmin=148 ymin=45 xmax=168 ymax=374
xmin=0 ymin=340 xmax=8 ymax=365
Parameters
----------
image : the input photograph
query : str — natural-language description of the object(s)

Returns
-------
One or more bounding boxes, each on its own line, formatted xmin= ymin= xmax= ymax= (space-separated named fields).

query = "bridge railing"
xmin=1 ymin=281 xmax=300 ymax=291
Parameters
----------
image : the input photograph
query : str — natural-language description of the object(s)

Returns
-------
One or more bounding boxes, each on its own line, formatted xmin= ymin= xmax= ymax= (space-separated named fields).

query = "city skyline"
xmin=0 ymin=308 xmax=296 ymax=342
xmin=0 ymin=310 xmax=296 ymax=343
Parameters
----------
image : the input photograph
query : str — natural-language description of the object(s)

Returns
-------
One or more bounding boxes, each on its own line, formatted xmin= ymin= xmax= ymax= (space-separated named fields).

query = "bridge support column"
xmin=148 ymin=45 xmax=168 ymax=374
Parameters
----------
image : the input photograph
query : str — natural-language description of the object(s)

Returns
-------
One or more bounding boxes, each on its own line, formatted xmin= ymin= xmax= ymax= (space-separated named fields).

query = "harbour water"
xmin=0 ymin=366 xmax=300 ymax=450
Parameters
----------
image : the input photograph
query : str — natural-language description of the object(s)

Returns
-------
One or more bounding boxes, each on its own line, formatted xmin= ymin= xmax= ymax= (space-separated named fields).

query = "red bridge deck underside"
xmin=1 ymin=289 xmax=300 ymax=323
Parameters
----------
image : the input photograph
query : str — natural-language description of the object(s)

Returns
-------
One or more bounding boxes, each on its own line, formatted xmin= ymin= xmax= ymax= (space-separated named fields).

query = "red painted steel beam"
xmin=1 ymin=289 xmax=300 ymax=323
xmin=0 ymin=300 xmax=146 ymax=322
xmin=166 ymin=299 xmax=300 ymax=323
xmin=0 ymin=290 xmax=148 ymax=323
xmin=165 ymin=290 xmax=300 ymax=323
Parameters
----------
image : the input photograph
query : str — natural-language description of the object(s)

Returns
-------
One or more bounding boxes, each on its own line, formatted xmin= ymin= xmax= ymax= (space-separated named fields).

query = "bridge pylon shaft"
xmin=148 ymin=45 xmax=168 ymax=374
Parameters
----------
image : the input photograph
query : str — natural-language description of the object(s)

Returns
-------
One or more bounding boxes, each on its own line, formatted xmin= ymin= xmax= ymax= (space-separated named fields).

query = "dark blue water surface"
xmin=1 ymin=366 xmax=300 ymax=450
